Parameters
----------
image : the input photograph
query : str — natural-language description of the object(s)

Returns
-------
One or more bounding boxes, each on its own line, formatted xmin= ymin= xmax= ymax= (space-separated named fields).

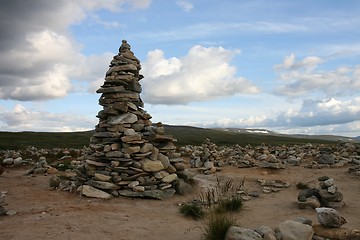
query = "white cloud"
xmin=0 ymin=0 xmax=152 ymax=101
xmin=274 ymin=53 xmax=360 ymax=97
xmin=0 ymin=104 xmax=96 ymax=132
xmin=141 ymin=45 xmax=259 ymax=104
xmin=176 ymin=0 xmax=194 ymax=12
xmin=188 ymin=97 xmax=360 ymax=137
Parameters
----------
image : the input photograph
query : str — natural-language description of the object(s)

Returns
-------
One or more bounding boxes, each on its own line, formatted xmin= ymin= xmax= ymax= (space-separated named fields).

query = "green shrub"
xmin=216 ymin=196 xmax=243 ymax=213
xmin=179 ymin=202 xmax=205 ymax=220
xmin=202 ymin=212 xmax=236 ymax=240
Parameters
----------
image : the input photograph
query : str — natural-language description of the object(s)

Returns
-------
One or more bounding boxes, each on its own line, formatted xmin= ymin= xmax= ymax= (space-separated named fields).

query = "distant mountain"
xmin=0 ymin=126 xmax=358 ymax=150
xmin=213 ymin=127 xmax=359 ymax=143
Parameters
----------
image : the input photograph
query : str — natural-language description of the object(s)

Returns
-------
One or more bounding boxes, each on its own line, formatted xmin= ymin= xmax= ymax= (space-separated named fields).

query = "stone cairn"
xmin=297 ymin=176 xmax=344 ymax=209
xmin=76 ymin=40 xmax=192 ymax=199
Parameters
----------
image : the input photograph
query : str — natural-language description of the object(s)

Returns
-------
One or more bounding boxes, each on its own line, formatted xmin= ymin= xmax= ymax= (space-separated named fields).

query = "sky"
xmin=0 ymin=0 xmax=360 ymax=137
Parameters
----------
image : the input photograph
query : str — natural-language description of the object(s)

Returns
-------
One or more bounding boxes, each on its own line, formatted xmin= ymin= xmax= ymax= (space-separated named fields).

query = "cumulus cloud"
xmin=0 ymin=104 xmax=96 ymax=132
xmin=0 ymin=0 xmax=151 ymax=101
xmin=141 ymin=45 xmax=260 ymax=104
xmin=274 ymin=53 xmax=360 ymax=97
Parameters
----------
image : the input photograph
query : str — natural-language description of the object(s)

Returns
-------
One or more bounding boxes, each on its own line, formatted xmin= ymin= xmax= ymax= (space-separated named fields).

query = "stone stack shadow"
xmin=76 ymin=41 xmax=193 ymax=199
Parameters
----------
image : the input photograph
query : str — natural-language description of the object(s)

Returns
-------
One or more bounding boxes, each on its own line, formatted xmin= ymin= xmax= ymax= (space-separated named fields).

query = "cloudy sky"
xmin=0 ymin=0 xmax=359 ymax=137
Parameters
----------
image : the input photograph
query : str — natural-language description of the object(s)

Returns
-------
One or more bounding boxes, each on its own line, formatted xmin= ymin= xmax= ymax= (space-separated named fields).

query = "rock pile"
xmin=75 ymin=40 xmax=192 ymax=199
xmin=297 ymin=176 xmax=344 ymax=209
xmin=317 ymin=176 xmax=344 ymax=208
xmin=185 ymin=140 xmax=360 ymax=173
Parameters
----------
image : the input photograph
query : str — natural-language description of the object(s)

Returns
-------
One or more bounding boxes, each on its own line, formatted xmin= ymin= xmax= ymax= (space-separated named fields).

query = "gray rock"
xmin=33 ymin=168 xmax=47 ymax=174
xmin=176 ymin=169 xmax=195 ymax=182
xmin=278 ymin=220 xmax=314 ymax=240
xmin=316 ymin=207 xmax=347 ymax=228
xmin=174 ymin=179 xmax=192 ymax=195
xmin=6 ymin=210 xmax=17 ymax=216
xmin=319 ymin=189 xmax=343 ymax=202
xmin=13 ymin=157 xmax=23 ymax=166
xmin=2 ymin=158 xmax=14 ymax=165
xmin=225 ymin=226 xmax=262 ymax=240
xmin=49 ymin=176 xmax=61 ymax=188
xmin=317 ymin=153 xmax=335 ymax=165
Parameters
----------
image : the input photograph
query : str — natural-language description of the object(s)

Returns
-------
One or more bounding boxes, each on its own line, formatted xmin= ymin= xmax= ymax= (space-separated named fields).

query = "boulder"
xmin=316 ymin=207 xmax=347 ymax=228
xmin=225 ymin=226 xmax=262 ymax=240
xmin=278 ymin=220 xmax=314 ymax=240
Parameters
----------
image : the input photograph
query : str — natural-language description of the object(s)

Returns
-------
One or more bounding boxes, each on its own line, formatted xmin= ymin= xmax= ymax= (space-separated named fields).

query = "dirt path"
xmin=0 ymin=165 xmax=359 ymax=240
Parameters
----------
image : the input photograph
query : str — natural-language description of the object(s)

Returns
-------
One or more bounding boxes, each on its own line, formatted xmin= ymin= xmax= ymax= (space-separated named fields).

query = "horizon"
xmin=0 ymin=1 xmax=359 ymax=137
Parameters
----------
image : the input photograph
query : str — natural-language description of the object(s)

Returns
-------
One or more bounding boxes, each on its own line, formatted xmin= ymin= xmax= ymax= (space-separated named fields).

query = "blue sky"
xmin=0 ymin=0 xmax=359 ymax=137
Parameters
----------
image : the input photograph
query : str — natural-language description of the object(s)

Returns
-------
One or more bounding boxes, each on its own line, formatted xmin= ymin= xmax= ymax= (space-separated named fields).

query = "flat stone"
xmin=140 ymin=143 xmax=153 ymax=153
xmin=86 ymin=160 xmax=108 ymax=167
xmin=118 ymin=189 xmax=176 ymax=199
xmin=108 ymin=113 xmax=138 ymax=124
xmin=88 ymin=180 xmax=120 ymax=190
xmin=80 ymin=185 xmax=112 ymax=199
xmin=161 ymin=173 xmax=178 ymax=183
xmin=94 ymin=173 xmax=112 ymax=182
xmin=123 ymin=146 xmax=141 ymax=154
xmin=121 ymin=135 xmax=142 ymax=142
xmin=139 ymin=159 xmax=164 ymax=172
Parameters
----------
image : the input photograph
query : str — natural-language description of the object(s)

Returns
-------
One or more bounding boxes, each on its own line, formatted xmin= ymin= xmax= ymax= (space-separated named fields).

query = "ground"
xmin=0 ymin=164 xmax=359 ymax=240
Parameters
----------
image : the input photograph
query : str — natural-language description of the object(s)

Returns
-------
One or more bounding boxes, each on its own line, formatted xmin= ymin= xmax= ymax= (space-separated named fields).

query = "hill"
xmin=0 ymin=125 xmax=351 ymax=150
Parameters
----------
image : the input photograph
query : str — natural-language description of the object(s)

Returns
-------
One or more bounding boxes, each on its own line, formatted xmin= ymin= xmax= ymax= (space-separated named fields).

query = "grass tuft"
xmin=179 ymin=203 xmax=205 ymax=220
xmin=202 ymin=212 xmax=236 ymax=240
xmin=216 ymin=196 xmax=243 ymax=213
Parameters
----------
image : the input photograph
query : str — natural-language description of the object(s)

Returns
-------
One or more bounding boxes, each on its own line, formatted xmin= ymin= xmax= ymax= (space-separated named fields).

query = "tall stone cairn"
xmin=76 ymin=40 xmax=192 ymax=199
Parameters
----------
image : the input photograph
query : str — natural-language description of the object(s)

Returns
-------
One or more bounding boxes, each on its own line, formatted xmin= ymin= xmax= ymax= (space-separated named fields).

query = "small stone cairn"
xmin=317 ymin=176 xmax=344 ymax=208
xmin=76 ymin=40 xmax=192 ymax=199
xmin=298 ymin=176 xmax=344 ymax=209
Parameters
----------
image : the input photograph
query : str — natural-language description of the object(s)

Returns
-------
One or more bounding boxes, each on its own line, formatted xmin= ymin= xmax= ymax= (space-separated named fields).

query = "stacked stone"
xmin=317 ymin=176 xmax=344 ymax=208
xmin=77 ymin=40 xmax=191 ymax=199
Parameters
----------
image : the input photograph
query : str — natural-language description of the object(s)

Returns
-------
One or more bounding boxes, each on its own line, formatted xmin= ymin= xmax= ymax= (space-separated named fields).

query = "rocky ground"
xmin=1 ymin=141 xmax=360 ymax=239
xmin=0 ymin=155 xmax=360 ymax=239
